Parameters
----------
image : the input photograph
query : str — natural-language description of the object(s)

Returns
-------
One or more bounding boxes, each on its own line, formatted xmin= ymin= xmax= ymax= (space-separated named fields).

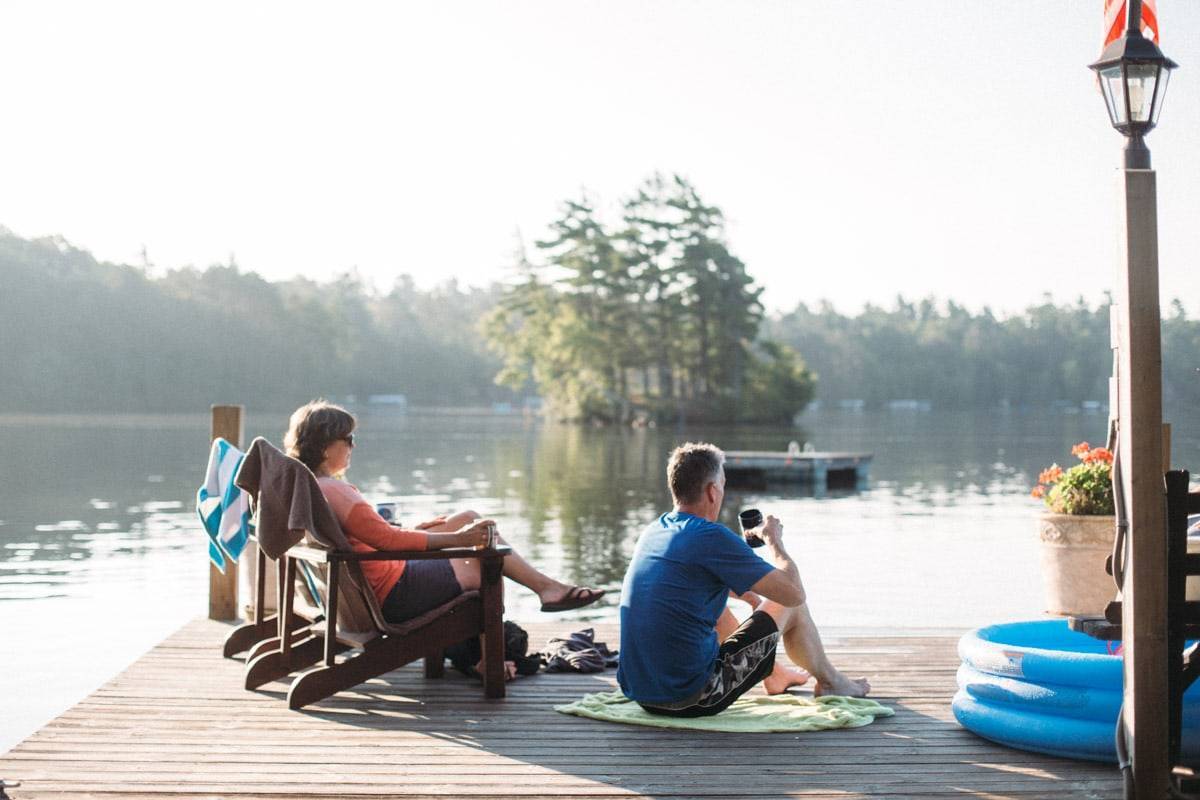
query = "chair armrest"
xmin=289 ymin=544 xmax=512 ymax=564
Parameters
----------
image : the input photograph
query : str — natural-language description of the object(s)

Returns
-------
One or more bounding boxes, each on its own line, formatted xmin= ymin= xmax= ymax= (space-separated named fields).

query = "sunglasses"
xmin=342 ymin=433 xmax=356 ymax=448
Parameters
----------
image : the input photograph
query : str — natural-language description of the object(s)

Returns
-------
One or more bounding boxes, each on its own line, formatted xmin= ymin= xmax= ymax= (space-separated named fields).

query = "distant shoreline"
xmin=0 ymin=412 xmax=210 ymax=428
xmin=6 ymin=402 xmax=1200 ymax=429
xmin=0 ymin=406 xmax=543 ymax=428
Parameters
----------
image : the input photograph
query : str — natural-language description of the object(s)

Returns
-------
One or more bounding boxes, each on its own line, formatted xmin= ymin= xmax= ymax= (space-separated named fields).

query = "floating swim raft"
xmin=724 ymin=446 xmax=872 ymax=489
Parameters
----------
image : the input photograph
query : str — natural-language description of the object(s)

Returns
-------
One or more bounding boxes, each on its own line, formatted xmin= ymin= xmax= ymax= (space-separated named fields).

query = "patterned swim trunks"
xmin=638 ymin=610 xmax=780 ymax=718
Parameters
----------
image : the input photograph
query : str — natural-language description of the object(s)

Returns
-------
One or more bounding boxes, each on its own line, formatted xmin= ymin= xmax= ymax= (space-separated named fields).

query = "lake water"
xmin=3 ymin=406 xmax=1197 ymax=752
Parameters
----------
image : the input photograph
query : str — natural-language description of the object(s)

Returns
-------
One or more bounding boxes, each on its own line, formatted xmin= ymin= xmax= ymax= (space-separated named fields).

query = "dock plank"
xmin=0 ymin=619 xmax=1122 ymax=799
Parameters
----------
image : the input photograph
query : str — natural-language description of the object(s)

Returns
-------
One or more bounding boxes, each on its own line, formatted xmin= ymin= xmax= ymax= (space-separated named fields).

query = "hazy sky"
xmin=2 ymin=1 xmax=1198 ymax=315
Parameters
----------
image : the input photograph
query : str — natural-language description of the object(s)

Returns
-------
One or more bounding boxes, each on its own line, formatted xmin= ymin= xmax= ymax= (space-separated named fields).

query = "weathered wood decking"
xmin=0 ymin=620 xmax=1122 ymax=798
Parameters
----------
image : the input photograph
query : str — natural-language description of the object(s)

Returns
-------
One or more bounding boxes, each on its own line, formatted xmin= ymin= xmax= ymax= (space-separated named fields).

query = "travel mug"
xmin=738 ymin=508 xmax=765 ymax=548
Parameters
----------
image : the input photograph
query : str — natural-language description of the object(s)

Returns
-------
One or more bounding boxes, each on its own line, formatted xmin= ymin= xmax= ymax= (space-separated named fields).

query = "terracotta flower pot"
xmin=1037 ymin=513 xmax=1118 ymax=617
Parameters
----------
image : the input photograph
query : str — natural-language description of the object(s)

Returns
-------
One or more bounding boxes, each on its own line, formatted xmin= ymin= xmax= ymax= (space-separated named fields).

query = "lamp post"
xmin=1089 ymin=2 xmax=1177 ymax=797
xmin=1090 ymin=4 xmax=1177 ymax=168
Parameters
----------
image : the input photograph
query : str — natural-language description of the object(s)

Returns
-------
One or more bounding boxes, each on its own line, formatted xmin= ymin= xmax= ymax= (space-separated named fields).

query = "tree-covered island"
xmin=485 ymin=174 xmax=815 ymax=424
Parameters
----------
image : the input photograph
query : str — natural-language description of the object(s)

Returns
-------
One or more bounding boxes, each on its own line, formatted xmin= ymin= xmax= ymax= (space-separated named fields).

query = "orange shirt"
xmin=317 ymin=477 xmax=429 ymax=603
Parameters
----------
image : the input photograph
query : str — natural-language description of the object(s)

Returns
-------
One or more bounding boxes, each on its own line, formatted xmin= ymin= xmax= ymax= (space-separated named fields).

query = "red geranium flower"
xmin=1038 ymin=465 xmax=1063 ymax=485
xmin=1032 ymin=442 xmax=1114 ymax=515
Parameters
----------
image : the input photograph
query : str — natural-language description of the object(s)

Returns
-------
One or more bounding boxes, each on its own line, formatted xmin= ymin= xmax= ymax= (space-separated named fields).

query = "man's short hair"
xmin=667 ymin=442 xmax=725 ymax=505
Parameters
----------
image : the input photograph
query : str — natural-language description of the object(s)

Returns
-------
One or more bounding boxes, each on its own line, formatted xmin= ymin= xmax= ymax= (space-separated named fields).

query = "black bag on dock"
xmin=445 ymin=620 xmax=542 ymax=677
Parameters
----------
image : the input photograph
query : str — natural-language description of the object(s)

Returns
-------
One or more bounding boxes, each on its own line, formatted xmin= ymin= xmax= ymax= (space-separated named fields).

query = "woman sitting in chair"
xmin=284 ymin=400 xmax=605 ymax=633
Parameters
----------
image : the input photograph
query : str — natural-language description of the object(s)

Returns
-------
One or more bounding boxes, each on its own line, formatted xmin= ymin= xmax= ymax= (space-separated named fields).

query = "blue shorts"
xmin=381 ymin=559 xmax=463 ymax=623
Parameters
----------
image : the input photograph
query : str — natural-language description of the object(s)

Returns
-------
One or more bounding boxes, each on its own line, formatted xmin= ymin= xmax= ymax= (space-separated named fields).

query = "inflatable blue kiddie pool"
xmin=953 ymin=619 xmax=1200 ymax=762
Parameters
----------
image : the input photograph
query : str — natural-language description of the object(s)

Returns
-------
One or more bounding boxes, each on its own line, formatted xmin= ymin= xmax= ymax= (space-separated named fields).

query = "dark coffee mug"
xmin=738 ymin=508 xmax=765 ymax=548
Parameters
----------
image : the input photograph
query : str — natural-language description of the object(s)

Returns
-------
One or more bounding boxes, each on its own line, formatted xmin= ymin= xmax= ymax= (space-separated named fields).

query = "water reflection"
xmin=2 ymin=408 xmax=1198 ymax=619
xmin=356 ymin=420 xmax=672 ymax=599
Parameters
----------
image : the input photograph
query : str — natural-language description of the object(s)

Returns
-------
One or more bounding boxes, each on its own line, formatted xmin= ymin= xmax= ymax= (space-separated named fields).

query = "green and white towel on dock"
xmin=555 ymin=691 xmax=893 ymax=733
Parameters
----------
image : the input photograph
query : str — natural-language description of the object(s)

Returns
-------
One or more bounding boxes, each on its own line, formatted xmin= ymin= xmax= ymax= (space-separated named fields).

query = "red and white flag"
xmin=1104 ymin=0 xmax=1160 ymax=48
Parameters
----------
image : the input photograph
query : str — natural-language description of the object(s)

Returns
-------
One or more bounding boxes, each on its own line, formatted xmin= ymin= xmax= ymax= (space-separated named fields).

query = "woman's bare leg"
xmin=434 ymin=511 xmax=588 ymax=605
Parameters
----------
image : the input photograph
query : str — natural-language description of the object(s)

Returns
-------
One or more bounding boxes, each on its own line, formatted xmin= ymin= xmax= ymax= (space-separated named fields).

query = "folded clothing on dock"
xmin=555 ymin=690 xmax=892 ymax=732
xmin=540 ymin=628 xmax=619 ymax=673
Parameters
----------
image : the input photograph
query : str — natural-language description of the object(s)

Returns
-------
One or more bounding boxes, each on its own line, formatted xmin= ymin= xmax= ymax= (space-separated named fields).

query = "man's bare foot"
xmin=813 ymin=674 xmax=871 ymax=698
xmin=763 ymin=664 xmax=811 ymax=695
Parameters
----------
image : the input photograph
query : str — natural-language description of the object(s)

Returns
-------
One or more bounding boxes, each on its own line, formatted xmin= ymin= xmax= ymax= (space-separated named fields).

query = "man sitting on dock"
xmin=617 ymin=442 xmax=869 ymax=716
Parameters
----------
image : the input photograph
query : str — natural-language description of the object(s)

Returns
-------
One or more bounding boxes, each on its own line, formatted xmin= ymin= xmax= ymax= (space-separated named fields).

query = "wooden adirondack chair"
xmin=221 ymin=544 xmax=305 ymax=659
xmin=232 ymin=438 xmax=509 ymax=709
xmin=273 ymin=539 xmax=509 ymax=709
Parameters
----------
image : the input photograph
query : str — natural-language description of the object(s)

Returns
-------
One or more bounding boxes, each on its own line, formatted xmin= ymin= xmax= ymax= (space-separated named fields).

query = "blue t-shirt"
xmin=617 ymin=511 xmax=775 ymax=704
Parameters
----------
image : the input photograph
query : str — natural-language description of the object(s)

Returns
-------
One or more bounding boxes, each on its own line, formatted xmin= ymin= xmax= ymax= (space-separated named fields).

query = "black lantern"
xmin=1089 ymin=25 xmax=1177 ymax=168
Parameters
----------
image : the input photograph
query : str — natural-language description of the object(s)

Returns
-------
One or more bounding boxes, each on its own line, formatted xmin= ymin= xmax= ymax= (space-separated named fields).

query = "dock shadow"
xmin=289 ymin=666 xmax=1122 ymax=800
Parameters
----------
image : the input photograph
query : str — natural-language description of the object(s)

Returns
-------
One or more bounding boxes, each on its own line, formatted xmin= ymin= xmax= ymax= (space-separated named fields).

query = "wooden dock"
xmin=0 ymin=619 xmax=1122 ymax=799
xmin=724 ymin=450 xmax=872 ymax=491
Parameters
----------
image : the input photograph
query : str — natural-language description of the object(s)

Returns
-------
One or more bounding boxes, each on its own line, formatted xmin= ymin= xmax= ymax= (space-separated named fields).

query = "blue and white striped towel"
xmin=197 ymin=438 xmax=253 ymax=572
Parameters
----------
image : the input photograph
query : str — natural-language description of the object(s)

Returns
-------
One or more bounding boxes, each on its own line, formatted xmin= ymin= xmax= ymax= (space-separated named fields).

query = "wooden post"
xmin=809 ymin=459 xmax=827 ymax=498
xmin=1114 ymin=169 xmax=1169 ymax=798
xmin=209 ymin=405 xmax=244 ymax=621
xmin=479 ymin=553 xmax=507 ymax=699
xmin=1163 ymin=423 xmax=1171 ymax=472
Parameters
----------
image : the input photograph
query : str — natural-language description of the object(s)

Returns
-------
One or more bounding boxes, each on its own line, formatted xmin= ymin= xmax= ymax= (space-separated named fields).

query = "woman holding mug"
xmin=284 ymin=400 xmax=605 ymax=632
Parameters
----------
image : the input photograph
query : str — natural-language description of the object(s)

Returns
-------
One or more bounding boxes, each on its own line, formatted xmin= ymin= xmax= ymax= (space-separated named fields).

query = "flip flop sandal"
xmin=540 ymin=586 xmax=605 ymax=613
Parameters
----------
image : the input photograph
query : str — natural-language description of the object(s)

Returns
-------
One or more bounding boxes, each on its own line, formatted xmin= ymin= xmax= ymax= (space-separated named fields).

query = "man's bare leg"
xmin=716 ymin=606 xmax=810 ymax=695
xmin=757 ymin=599 xmax=869 ymax=697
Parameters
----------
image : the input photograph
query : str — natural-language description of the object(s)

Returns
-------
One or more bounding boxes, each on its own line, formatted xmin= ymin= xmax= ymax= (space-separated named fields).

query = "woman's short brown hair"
xmin=667 ymin=442 xmax=725 ymax=505
xmin=284 ymin=400 xmax=356 ymax=474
